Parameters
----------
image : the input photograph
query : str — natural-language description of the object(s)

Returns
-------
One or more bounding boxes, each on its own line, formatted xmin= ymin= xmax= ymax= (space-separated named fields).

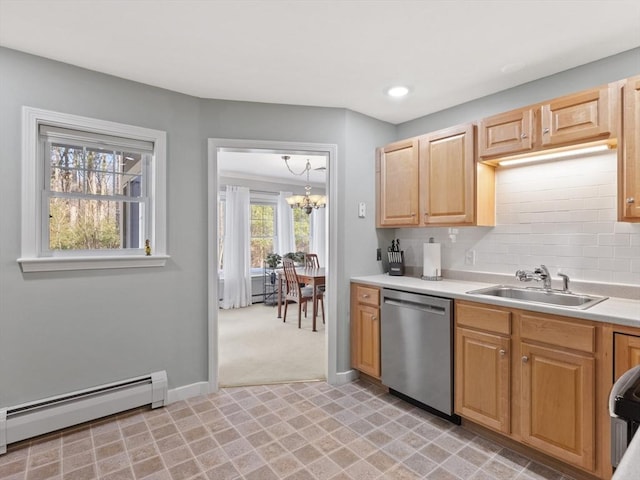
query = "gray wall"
xmin=1 ymin=45 xmax=637 ymax=407
xmin=0 ymin=47 xmax=395 ymax=406
xmin=198 ymin=102 xmax=395 ymax=373
xmin=0 ymin=48 xmax=207 ymax=407
xmin=398 ymin=48 xmax=640 ymax=138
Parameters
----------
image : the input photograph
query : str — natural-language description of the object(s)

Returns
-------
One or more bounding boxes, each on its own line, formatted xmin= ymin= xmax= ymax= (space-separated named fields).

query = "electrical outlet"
xmin=376 ymin=248 xmax=381 ymax=261
xmin=465 ymin=249 xmax=476 ymax=265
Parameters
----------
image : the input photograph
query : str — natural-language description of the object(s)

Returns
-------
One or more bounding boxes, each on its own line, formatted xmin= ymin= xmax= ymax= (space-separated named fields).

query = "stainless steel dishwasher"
xmin=381 ymin=288 xmax=458 ymax=422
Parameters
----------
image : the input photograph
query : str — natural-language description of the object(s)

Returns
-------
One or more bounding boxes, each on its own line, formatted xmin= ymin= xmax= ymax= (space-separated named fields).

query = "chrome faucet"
xmin=557 ymin=273 xmax=571 ymax=293
xmin=515 ymin=264 xmax=552 ymax=290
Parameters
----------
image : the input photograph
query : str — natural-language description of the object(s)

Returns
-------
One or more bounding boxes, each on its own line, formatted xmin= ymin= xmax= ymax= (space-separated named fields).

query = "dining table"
xmin=277 ymin=266 xmax=326 ymax=332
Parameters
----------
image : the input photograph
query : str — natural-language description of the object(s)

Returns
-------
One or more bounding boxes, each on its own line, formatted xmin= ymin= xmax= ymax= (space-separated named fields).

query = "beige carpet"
xmin=218 ymin=303 xmax=326 ymax=387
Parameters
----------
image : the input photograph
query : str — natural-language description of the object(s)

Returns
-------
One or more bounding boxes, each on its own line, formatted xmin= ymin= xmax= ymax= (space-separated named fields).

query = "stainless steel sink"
xmin=466 ymin=285 xmax=608 ymax=310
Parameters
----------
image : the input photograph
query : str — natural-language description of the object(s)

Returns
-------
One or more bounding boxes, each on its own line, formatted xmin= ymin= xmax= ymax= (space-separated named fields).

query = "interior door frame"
xmin=207 ymin=138 xmax=339 ymax=391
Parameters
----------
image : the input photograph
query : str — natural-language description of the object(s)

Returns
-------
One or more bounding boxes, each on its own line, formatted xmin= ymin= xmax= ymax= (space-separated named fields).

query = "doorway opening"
xmin=207 ymin=139 xmax=338 ymax=392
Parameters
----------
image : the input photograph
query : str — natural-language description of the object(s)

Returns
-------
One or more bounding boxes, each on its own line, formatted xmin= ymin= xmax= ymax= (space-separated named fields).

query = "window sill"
xmin=18 ymin=255 xmax=170 ymax=273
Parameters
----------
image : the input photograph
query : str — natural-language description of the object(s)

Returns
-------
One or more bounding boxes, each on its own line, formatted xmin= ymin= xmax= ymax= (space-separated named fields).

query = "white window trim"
xmin=18 ymin=106 xmax=169 ymax=272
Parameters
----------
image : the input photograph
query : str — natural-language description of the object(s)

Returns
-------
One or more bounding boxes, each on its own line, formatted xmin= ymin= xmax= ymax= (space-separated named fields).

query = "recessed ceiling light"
xmin=386 ymin=86 xmax=409 ymax=98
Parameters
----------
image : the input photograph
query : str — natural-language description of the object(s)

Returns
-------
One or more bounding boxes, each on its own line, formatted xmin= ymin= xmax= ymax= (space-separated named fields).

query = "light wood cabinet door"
xmin=614 ymin=332 xmax=640 ymax=380
xmin=351 ymin=284 xmax=381 ymax=379
xmin=478 ymin=108 xmax=534 ymax=158
xmin=419 ymin=124 xmax=475 ymax=225
xmin=455 ymin=327 xmax=510 ymax=434
xmin=621 ymin=75 xmax=640 ymax=221
xmin=376 ymin=138 xmax=419 ymax=226
xmin=352 ymin=303 xmax=380 ymax=378
xmin=520 ymin=342 xmax=595 ymax=472
xmin=540 ymin=84 xmax=616 ymax=148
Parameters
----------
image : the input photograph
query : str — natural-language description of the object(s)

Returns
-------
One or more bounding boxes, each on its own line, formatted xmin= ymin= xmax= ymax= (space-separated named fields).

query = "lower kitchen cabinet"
xmin=454 ymin=300 xmax=602 ymax=476
xmin=520 ymin=341 xmax=595 ymax=472
xmin=350 ymin=284 xmax=381 ymax=378
xmin=455 ymin=301 xmax=511 ymax=434
xmin=614 ymin=332 xmax=640 ymax=380
xmin=456 ymin=327 xmax=511 ymax=433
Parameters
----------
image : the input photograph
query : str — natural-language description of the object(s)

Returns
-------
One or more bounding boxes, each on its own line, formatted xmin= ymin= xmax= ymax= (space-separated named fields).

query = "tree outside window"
xmin=293 ymin=208 xmax=310 ymax=253
xmin=250 ymin=204 xmax=275 ymax=268
xmin=47 ymin=144 xmax=144 ymax=251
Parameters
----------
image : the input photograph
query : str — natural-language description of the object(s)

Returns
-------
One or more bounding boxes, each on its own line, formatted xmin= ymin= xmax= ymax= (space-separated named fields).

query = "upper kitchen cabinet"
xmin=620 ymin=75 xmax=640 ymax=222
xmin=478 ymin=108 xmax=535 ymax=157
xmin=376 ymin=138 xmax=420 ymax=226
xmin=479 ymin=83 xmax=620 ymax=161
xmin=540 ymin=84 xmax=617 ymax=147
xmin=377 ymin=124 xmax=495 ymax=228
xmin=419 ymin=124 xmax=494 ymax=226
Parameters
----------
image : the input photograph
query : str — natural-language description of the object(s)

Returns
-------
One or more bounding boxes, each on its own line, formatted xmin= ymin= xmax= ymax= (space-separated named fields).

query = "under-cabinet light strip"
xmin=497 ymin=144 xmax=612 ymax=167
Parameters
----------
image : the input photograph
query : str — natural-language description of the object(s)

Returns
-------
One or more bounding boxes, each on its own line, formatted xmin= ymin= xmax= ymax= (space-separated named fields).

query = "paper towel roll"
xmin=423 ymin=243 xmax=441 ymax=278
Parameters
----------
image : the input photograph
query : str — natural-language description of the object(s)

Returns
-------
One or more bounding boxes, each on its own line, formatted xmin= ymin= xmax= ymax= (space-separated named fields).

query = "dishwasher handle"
xmin=383 ymin=298 xmax=447 ymax=315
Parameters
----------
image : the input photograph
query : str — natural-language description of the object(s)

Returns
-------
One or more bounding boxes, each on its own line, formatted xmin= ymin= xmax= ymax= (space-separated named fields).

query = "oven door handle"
xmin=383 ymin=298 xmax=446 ymax=315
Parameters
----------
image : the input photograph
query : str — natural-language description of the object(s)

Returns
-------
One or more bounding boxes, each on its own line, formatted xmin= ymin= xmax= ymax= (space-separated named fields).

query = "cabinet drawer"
xmin=520 ymin=313 xmax=595 ymax=353
xmin=456 ymin=301 xmax=511 ymax=335
xmin=354 ymin=285 xmax=380 ymax=306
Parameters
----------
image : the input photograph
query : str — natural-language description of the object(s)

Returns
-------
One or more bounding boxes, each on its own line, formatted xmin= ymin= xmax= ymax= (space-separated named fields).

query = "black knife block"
xmin=388 ymin=251 xmax=405 ymax=276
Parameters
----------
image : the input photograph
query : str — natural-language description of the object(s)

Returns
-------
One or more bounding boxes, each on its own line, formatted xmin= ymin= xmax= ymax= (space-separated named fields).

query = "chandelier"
xmin=282 ymin=156 xmax=327 ymax=214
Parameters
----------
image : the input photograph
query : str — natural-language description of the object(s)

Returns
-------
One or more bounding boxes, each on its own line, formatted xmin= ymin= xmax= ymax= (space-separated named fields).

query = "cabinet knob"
xmin=362 ymin=294 xmax=370 ymax=299
xmin=411 ymin=212 xmax=416 ymax=216
xmin=522 ymin=356 xmax=529 ymax=363
xmin=520 ymin=133 xmax=527 ymax=139
xmin=499 ymin=349 xmax=506 ymax=357
xmin=627 ymin=197 xmax=636 ymax=204
xmin=543 ymin=128 xmax=550 ymax=134
xmin=372 ymin=316 xmax=377 ymax=321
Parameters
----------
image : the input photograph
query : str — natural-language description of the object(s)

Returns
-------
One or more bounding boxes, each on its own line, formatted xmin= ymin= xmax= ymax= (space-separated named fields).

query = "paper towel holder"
xmin=421 ymin=237 xmax=443 ymax=281
xmin=421 ymin=270 xmax=443 ymax=281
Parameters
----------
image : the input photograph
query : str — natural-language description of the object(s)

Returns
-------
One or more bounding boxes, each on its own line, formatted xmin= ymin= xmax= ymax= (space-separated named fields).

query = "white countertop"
xmin=350 ymin=274 xmax=640 ymax=327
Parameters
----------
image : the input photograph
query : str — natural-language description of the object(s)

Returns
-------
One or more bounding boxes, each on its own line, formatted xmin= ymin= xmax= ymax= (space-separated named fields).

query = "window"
xmin=217 ymin=193 xmax=312 ymax=271
xmin=19 ymin=107 xmax=167 ymax=272
xmin=250 ymin=203 xmax=276 ymax=268
xmin=293 ymin=208 xmax=311 ymax=253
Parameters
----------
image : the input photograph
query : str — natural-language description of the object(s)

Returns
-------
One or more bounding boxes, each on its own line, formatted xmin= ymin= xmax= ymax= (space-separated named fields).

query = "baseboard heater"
xmin=0 ymin=370 xmax=167 ymax=454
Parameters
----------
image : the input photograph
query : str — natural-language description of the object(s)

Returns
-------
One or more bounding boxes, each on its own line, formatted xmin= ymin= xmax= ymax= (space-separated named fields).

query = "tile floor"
xmin=0 ymin=380 xmax=577 ymax=480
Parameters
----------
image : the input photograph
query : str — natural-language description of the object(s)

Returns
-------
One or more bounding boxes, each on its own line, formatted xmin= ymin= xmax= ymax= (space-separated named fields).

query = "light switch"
xmin=358 ymin=202 xmax=366 ymax=218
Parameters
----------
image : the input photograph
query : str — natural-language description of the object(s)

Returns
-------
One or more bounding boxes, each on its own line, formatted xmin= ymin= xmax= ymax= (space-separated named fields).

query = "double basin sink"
xmin=467 ymin=285 xmax=608 ymax=310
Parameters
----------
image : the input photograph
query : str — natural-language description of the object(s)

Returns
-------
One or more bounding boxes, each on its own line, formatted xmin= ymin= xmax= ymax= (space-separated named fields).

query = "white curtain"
xmin=277 ymin=191 xmax=295 ymax=255
xmin=222 ymin=186 xmax=252 ymax=309
xmin=310 ymin=207 xmax=326 ymax=267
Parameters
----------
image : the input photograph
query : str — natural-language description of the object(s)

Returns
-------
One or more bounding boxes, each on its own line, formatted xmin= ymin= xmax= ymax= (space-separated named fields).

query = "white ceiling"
xmin=218 ymin=152 xmax=327 ymax=186
xmin=1 ymin=1 xmax=639 ymax=125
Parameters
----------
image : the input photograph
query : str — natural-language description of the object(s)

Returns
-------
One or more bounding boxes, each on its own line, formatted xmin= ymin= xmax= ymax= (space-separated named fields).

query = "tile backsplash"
xmin=396 ymin=152 xmax=640 ymax=286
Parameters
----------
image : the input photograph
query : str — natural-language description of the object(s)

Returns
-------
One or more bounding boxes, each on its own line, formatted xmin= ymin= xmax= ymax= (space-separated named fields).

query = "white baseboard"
xmin=167 ymin=382 xmax=210 ymax=404
xmin=166 ymin=373 xmax=358 ymax=404
xmin=331 ymin=369 xmax=359 ymax=386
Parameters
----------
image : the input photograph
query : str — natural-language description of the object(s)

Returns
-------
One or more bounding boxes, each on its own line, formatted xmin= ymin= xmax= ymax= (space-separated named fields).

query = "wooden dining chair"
xmin=282 ymin=258 xmax=314 ymax=328
xmin=304 ymin=253 xmax=320 ymax=269
xmin=303 ymin=254 xmax=325 ymax=325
